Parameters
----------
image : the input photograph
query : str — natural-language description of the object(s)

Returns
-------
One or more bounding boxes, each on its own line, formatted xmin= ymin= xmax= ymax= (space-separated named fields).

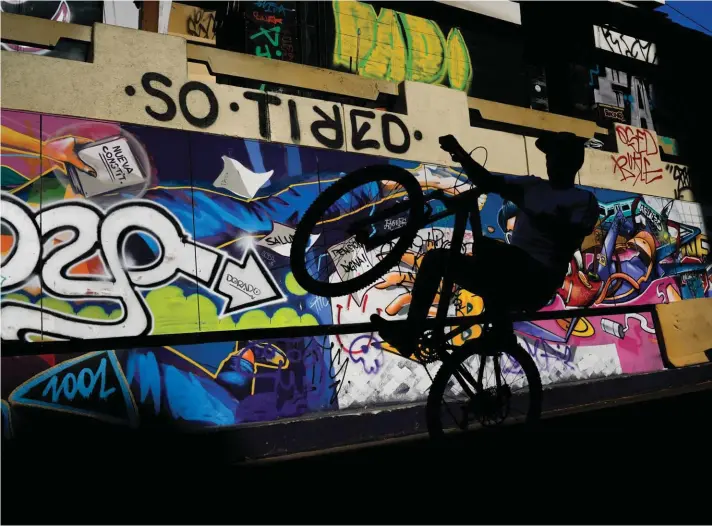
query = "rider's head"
xmin=535 ymin=132 xmax=586 ymax=189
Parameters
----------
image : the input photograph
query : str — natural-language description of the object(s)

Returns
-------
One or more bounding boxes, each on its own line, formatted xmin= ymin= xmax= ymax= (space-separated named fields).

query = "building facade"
xmin=1 ymin=1 xmax=710 ymax=446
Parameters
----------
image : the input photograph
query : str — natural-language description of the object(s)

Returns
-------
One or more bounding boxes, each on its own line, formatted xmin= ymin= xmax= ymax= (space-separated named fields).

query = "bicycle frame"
xmin=417 ymin=188 xmax=503 ymax=394
xmin=428 ymin=189 xmax=488 ymax=344
xmin=426 ymin=189 xmax=519 ymax=398
xmin=336 ymin=158 xmax=550 ymax=419
xmin=347 ymin=172 xmax=520 ymax=396
xmin=353 ymin=184 xmax=495 ymax=355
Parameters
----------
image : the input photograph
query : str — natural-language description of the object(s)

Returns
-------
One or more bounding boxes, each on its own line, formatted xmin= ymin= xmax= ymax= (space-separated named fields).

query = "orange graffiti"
xmin=253 ymin=12 xmax=283 ymax=24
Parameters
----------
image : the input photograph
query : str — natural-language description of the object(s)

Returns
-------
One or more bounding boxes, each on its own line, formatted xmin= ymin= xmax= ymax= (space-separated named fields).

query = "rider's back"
xmin=508 ymin=176 xmax=599 ymax=278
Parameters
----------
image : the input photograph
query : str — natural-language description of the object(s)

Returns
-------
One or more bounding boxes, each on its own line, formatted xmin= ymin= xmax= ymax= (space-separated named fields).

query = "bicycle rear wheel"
xmin=426 ymin=336 xmax=542 ymax=440
xmin=290 ymin=165 xmax=425 ymax=298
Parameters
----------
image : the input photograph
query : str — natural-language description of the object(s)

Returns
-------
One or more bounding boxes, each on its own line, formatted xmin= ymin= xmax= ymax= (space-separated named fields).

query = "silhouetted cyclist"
xmin=371 ymin=131 xmax=600 ymax=355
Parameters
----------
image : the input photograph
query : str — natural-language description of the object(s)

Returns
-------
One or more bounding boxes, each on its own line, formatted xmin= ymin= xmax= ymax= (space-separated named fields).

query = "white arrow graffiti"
xmin=0 ymin=192 xmax=285 ymax=342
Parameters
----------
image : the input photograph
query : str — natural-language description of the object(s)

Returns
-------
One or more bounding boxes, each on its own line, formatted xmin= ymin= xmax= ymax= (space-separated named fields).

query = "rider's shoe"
xmin=370 ymin=314 xmax=417 ymax=358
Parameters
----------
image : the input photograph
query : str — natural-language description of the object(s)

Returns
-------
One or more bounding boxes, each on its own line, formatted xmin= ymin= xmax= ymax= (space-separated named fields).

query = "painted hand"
xmin=373 ymin=240 xmax=459 ymax=317
xmin=372 ymin=242 xmax=485 ymax=347
xmin=43 ymin=136 xmax=96 ymax=175
xmin=373 ymin=269 xmax=441 ymax=318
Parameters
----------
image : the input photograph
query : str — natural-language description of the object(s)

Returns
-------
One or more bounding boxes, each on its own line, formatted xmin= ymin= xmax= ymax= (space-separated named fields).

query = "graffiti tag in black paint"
xmin=128 ymin=72 xmax=420 ymax=154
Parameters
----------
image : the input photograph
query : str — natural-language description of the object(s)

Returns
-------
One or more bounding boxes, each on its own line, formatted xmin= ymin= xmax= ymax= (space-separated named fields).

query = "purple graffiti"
xmin=346 ymin=334 xmax=385 ymax=375
xmin=502 ymin=338 xmax=575 ymax=375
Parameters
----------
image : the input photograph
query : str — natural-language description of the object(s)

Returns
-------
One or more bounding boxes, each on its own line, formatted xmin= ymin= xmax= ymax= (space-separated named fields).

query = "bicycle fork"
xmin=433 ymin=208 xmax=470 ymax=333
xmin=429 ymin=208 xmax=484 ymax=397
xmin=432 ymin=204 xmax=513 ymax=401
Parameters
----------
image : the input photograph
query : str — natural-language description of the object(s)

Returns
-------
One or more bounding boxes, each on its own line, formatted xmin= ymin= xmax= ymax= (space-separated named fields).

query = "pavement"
xmin=3 ymin=388 xmax=710 ymax=525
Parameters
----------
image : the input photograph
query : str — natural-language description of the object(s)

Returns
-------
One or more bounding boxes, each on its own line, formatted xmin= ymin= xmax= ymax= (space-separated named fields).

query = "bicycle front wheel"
xmin=426 ymin=336 xmax=542 ymax=440
xmin=290 ymin=164 xmax=425 ymax=298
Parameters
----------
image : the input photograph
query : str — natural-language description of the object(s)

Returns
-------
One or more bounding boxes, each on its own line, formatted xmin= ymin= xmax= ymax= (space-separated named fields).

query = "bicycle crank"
xmin=414 ymin=331 xmax=442 ymax=364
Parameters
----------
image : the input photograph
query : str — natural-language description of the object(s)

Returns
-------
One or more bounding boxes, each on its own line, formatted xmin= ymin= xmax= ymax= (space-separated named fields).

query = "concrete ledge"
xmin=187 ymin=43 xmax=397 ymax=100
xmin=0 ymin=12 xmax=687 ymax=153
xmin=4 ymin=364 xmax=711 ymax=466
xmin=468 ymin=97 xmax=607 ymax=137
xmin=182 ymin=363 xmax=712 ymax=463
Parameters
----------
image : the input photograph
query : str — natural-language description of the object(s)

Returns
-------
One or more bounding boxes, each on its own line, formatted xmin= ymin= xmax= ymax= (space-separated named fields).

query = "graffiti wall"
xmin=589 ymin=65 xmax=656 ymax=132
xmin=1 ymin=109 xmax=709 ymax=437
xmin=569 ymin=25 xmax=660 ymax=134
xmin=246 ymin=1 xmax=299 ymax=63
xmin=168 ymin=2 xmax=216 ymax=43
xmin=331 ymin=0 xmax=473 ymax=92
xmin=210 ymin=1 xmax=303 ymax=94
xmin=328 ymin=0 xmax=529 ymax=105
xmin=593 ymin=25 xmax=658 ymax=65
xmin=0 ymin=1 xmax=103 ymax=42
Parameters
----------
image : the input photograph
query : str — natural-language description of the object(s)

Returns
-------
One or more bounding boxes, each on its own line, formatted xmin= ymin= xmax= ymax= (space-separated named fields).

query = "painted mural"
xmin=1 ymin=109 xmax=709 ymax=438
xmin=331 ymin=0 xmax=473 ymax=93
xmin=246 ymin=1 xmax=299 ymax=63
xmin=328 ymin=0 xmax=531 ymax=107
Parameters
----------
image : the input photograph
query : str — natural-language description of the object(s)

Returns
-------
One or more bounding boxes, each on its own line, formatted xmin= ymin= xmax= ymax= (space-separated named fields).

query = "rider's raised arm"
xmin=438 ymin=134 xmax=531 ymax=205
xmin=456 ymin=154 xmax=534 ymax=206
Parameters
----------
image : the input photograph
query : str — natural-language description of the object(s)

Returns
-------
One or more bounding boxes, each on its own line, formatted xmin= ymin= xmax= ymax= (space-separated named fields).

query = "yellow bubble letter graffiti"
xmin=332 ymin=0 xmax=377 ymax=72
xmin=364 ymin=8 xmax=406 ymax=82
xmin=397 ymin=12 xmax=447 ymax=85
xmin=332 ymin=0 xmax=473 ymax=92
xmin=332 ymin=0 xmax=406 ymax=81
xmin=446 ymin=28 xmax=473 ymax=92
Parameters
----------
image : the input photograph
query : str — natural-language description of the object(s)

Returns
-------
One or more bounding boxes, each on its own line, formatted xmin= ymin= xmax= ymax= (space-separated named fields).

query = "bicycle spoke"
xmin=477 ymin=354 xmax=487 ymax=388
xmin=493 ymin=354 xmax=503 ymax=390
xmin=501 ymin=353 xmax=530 ymax=391
xmin=304 ymin=186 xmax=386 ymax=284
xmin=430 ymin=341 xmax=541 ymax=437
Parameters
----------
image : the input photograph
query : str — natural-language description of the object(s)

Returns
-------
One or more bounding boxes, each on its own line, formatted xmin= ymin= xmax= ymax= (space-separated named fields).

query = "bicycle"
xmin=290 ymin=136 xmax=543 ymax=440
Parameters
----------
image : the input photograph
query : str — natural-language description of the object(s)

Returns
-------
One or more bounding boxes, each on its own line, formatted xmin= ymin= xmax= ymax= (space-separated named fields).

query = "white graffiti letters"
xmin=38 ymin=201 xmax=150 ymax=340
xmin=0 ymin=192 xmax=285 ymax=342
xmin=0 ymin=197 xmax=41 ymax=289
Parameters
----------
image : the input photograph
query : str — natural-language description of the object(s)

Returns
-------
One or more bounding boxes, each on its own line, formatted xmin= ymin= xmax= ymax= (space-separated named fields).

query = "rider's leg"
xmin=406 ymin=238 xmax=521 ymax=324
xmin=403 ymin=247 xmax=454 ymax=326
xmin=371 ymin=238 xmax=560 ymax=356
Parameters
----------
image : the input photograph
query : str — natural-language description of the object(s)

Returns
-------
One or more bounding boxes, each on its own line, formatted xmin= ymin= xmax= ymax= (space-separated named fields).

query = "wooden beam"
xmin=186 ymin=43 xmax=398 ymax=100
xmin=468 ymin=97 xmax=608 ymax=138
xmin=140 ymin=0 xmax=160 ymax=33
xmin=0 ymin=12 xmax=91 ymax=47
xmin=656 ymin=297 xmax=712 ymax=367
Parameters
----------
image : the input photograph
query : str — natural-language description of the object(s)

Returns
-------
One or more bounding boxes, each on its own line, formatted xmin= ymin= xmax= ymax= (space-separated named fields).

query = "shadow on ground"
xmin=2 ymin=389 xmax=709 ymax=525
